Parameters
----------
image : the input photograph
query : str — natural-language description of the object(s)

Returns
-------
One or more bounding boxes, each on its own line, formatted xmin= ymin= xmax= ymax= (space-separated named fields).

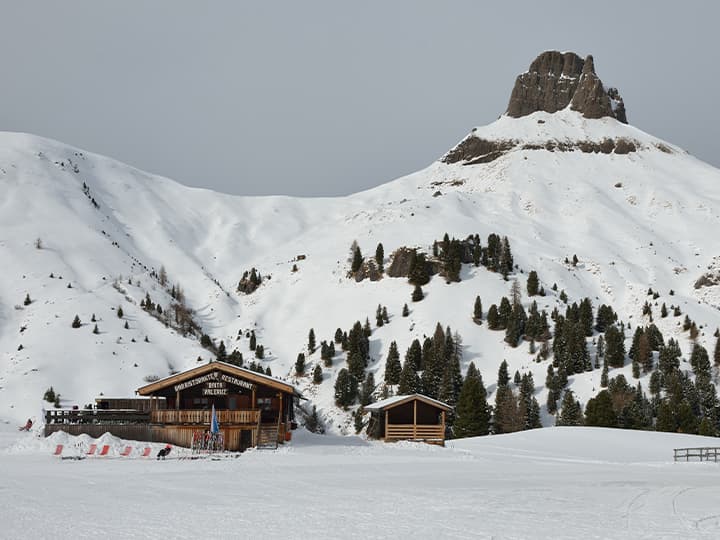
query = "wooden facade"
xmin=45 ymin=362 xmax=299 ymax=451
xmin=136 ymin=361 xmax=298 ymax=451
xmin=365 ymin=394 xmax=451 ymax=446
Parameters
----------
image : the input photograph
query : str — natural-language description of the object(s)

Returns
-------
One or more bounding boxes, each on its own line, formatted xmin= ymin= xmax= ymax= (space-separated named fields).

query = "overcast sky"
xmin=1 ymin=1 xmax=718 ymax=197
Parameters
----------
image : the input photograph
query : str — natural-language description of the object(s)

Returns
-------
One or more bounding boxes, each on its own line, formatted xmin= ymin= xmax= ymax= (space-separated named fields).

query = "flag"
xmin=210 ymin=403 xmax=220 ymax=434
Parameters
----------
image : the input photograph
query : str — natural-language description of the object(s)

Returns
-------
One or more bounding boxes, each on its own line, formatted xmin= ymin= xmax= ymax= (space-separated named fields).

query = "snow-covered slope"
xmin=1 ymin=107 xmax=720 ymax=430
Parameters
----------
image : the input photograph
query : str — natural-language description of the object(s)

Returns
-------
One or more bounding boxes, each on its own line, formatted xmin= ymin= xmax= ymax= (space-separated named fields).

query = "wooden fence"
xmin=673 ymin=447 xmax=720 ymax=462
xmin=386 ymin=424 xmax=445 ymax=444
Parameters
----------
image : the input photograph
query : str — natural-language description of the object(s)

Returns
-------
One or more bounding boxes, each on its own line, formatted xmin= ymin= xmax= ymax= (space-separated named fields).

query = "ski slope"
xmin=1 ymin=108 xmax=720 ymax=431
xmin=1 ymin=422 xmax=719 ymax=539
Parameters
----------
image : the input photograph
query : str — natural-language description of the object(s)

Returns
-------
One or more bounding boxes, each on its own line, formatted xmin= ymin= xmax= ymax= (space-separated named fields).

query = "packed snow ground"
xmin=1 ymin=421 xmax=719 ymax=540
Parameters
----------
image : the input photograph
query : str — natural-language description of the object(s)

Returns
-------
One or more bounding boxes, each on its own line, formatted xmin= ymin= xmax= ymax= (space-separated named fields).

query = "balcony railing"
xmin=151 ymin=409 xmax=260 ymax=425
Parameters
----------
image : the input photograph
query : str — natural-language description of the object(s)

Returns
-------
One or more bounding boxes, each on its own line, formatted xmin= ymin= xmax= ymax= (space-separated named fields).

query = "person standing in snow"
xmin=156 ymin=444 xmax=172 ymax=460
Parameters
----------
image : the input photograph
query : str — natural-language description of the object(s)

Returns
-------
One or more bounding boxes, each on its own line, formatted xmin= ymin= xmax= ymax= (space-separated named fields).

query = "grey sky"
xmin=1 ymin=1 xmax=718 ymax=197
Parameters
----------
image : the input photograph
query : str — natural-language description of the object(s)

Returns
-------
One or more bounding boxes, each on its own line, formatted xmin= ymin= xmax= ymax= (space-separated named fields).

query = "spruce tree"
xmin=473 ymin=296 xmax=482 ymax=324
xmin=93 ymin=324 xmax=99 ymax=334
xmin=249 ymin=330 xmax=256 ymax=351
xmin=334 ymin=328 xmax=343 ymax=343
xmin=308 ymin=328 xmax=316 ymax=353
xmin=526 ymin=271 xmax=539 ymax=297
xmin=384 ymin=341 xmax=401 ymax=385
xmin=375 ymin=243 xmax=384 ymax=272
xmin=487 ymin=304 xmax=499 ymax=330
xmin=714 ymin=335 xmax=720 ymax=367
xmin=295 ymin=353 xmax=306 ymax=375
xmin=334 ymin=368 xmax=358 ymax=408
xmin=453 ymin=363 xmax=490 ymax=438
xmin=313 ymin=364 xmax=323 ymax=384
xmin=117 ymin=305 xmax=124 ymax=318
xmin=412 ymin=284 xmax=424 ymax=302
xmin=23 ymin=293 xmax=31 ymax=306
xmin=398 ymin=358 xmax=420 ymax=395
xmin=402 ymin=303 xmax=409 ymax=317
xmin=558 ymin=390 xmax=583 ymax=426
xmin=72 ymin=315 xmax=81 ymax=328
xmin=351 ymin=245 xmax=363 ymax=273
xmin=360 ymin=372 xmax=375 ymax=406
xmin=584 ymin=390 xmax=616 ymax=427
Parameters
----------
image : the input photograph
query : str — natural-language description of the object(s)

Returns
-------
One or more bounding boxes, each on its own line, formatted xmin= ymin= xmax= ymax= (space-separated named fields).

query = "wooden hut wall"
xmin=387 ymin=400 xmax=442 ymax=425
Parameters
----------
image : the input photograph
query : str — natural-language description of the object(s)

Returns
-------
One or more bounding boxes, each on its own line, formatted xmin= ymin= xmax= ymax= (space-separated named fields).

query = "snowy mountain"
xmin=2 ymin=51 xmax=719 ymax=434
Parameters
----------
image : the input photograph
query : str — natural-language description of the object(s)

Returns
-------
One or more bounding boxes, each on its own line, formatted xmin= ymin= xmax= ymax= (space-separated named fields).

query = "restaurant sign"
xmin=173 ymin=371 xmax=255 ymax=395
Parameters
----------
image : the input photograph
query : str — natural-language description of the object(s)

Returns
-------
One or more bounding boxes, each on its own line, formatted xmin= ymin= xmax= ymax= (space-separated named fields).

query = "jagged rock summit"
xmin=506 ymin=50 xmax=627 ymax=123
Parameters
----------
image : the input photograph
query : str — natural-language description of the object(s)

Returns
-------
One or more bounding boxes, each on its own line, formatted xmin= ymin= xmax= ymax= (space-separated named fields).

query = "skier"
xmin=18 ymin=418 xmax=32 ymax=431
xmin=156 ymin=444 xmax=172 ymax=460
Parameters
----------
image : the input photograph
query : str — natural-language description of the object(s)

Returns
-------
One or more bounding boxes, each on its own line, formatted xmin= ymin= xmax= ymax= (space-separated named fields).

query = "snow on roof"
xmin=364 ymin=393 xmax=452 ymax=412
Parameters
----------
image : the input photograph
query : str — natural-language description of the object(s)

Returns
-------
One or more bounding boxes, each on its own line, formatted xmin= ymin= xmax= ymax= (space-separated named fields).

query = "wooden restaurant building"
xmin=45 ymin=361 xmax=300 ymax=451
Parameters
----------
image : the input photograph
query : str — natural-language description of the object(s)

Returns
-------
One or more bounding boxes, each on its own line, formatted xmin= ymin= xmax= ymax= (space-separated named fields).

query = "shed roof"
xmin=364 ymin=393 xmax=452 ymax=412
xmin=136 ymin=361 xmax=299 ymax=396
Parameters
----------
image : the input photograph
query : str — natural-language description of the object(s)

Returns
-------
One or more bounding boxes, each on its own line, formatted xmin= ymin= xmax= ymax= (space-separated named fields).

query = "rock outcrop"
xmin=506 ymin=51 xmax=627 ymax=123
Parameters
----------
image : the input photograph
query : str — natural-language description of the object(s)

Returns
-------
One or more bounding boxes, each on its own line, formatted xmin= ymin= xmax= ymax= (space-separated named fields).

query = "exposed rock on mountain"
xmin=506 ymin=51 xmax=627 ymax=123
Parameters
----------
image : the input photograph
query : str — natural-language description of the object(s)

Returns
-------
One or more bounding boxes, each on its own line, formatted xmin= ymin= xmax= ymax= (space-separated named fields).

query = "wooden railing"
xmin=386 ymin=424 xmax=444 ymax=441
xmin=46 ymin=409 xmax=150 ymax=425
xmin=674 ymin=447 xmax=720 ymax=462
xmin=151 ymin=409 xmax=260 ymax=425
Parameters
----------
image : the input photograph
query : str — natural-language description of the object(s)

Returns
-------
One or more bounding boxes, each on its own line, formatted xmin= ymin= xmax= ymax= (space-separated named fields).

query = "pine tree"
xmin=453 ymin=363 xmax=490 ymax=438
xmin=23 ymin=293 xmax=31 ymax=306
xmin=402 ymin=303 xmax=409 ymax=317
xmin=714 ymin=335 xmax=720 ymax=367
xmin=473 ymin=296 xmax=482 ymax=324
xmin=604 ymin=325 xmax=626 ymax=368
xmin=334 ymin=328 xmax=343 ymax=343
xmin=117 ymin=306 xmax=124 ymax=318
xmin=558 ymin=390 xmax=583 ymax=426
xmin=360 ymin=372 xmax=375 ymax=406
xmin=584 ymin=390 xmax=616 ymax=427
xmin=384 ymin=341 xmax=402 ymax=385
xmin=600 ymin=363 xmax=609 ymax=387
xmin=526 ymin=270 xmax=539 ymax=297
xmin=398 ymin=358 xmax=420 ymax=395
xmin=312 ymin=364 xmax=322 ymax=384
xmin=487 ymin=304 xmax=499 ymax=330
xmin=334 ymin=368 xmax=358 ymax=408
xmin=295 ymin=353 xmax=305 ymax=375
xmin=412 ymin=284 xmax=424 ymax=302
xmin=307 ymin=328 xmax=316 ymax=353
xmin=375 ymin=243 xmax=384 ymax=272
xmin=93 ymin=324 xmax=99 ymax=334
xmin=249 ymin=331 xmax=256 ymax=351
xmin=72 ymin=315 xmax=81 ymax=328
xmin=254 ymin=345 xmax=264 ymax=359
xmin=351 ymin=245 xmax=363 ymax=274
xmin=376 ymin=304 xmax=384 ymax=327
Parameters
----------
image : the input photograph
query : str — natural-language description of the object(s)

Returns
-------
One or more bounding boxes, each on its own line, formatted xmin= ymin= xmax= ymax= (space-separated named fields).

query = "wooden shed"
xmin=365 ymin=394 xmax=451 ymax=446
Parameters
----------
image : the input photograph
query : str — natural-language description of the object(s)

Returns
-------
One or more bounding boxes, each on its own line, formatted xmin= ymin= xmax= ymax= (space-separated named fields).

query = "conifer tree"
xmin=313 ymin=364 xmax=323 ymax=384
xmin=604 ymin=325 xmax=626 ymax=368
xmin=526 ymin=270 xmax=539 ymax=297
xmin=402 ymin=303 xmax=409 ymax=317
xmin=360 ymin=372 xmax=375 ymax=406
xmin=600 ymin=363 xmax=609 ymax=387
xmin=473 ymin=296 xmax=482 ymax=324
xmin=384 ymin=341 xmax=401 ymax=385
xmin=117 ymin=306 xmax=124 ymax=318
xmin=72 ymin=315 xmax=81 ymax=328
xmin=453 ymin=363 xmax=490 ymax=438
xmin=93 ymin=324 xmax=99 ymax=335
xmin=411 ymin=284 xmax=424 ymax=302
xmin=714 ymin=335 xmax=720 ymax=367
xmin=398 ymin=357 xmax=420 ymax=395
xmin=405 ymin=339 xmax=422 ymax=371
xmin=351 ymin=245 xmax=363 ymax=273
xmin=295 ymin=353 xmax=306 ymax=375
xmin=584 ymin=390 xmax=616 ymax=427
xmin=334 ymin=368 xmax=358 ymax=408
xmin=23 ymin=293 xmax=31 ymax=306
xmin=376 ymin=304 xmax=384 ymax=327
xmin=308 ymin=328 xmax=316 ymax=353
xmin=487 ymin=304 xmax=499 ymax=330
xmin=558 ymin=390 xmax=583 ymax=426
xmin=249 ymin=330 xmax=256 ymax=351
xmin=334 ymin=328 xmax=343 ymax=343
xmin=375 ymin=243 xmax=384 ymax=272
xmin=254 ymin=344 xmax=264 ymax=359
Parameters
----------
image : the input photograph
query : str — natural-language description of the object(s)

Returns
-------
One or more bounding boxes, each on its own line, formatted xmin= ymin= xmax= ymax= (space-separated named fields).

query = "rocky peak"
xmin=506 ymin=51 xmax=627 ymax=123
